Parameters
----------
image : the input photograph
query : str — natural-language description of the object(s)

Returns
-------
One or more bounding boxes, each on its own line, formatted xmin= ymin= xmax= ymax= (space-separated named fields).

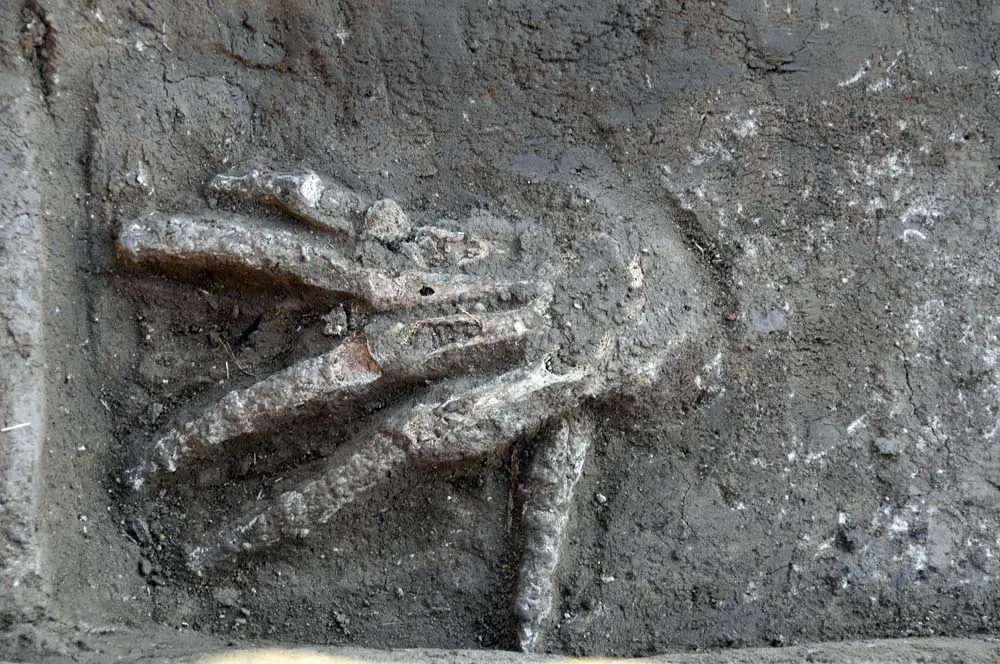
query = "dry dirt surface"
xmin=2 ymin=0 xmax=1000 ymax=662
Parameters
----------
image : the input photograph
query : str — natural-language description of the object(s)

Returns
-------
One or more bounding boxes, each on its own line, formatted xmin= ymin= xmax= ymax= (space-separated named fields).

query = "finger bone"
xmin=210 ymin=169 xmax=363 ymax=235
xmin=117 ymin=212 xmax=536 ymax=312
xmin=186 ymin=361 xmax=591 ymax=571
xmin=128 ymin=334 xmax=381 ymax=491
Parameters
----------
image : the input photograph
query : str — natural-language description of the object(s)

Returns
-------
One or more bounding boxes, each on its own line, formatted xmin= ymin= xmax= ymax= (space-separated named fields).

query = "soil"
xmin=2 ymin=0 xmax=1000 ymax=661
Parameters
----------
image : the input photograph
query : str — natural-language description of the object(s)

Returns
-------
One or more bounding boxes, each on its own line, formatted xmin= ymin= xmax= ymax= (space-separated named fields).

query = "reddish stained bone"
xmin=128 ymin=305 xmax=546 ymax=493
xmin=117 ymin=213 xmax=536 ymax=311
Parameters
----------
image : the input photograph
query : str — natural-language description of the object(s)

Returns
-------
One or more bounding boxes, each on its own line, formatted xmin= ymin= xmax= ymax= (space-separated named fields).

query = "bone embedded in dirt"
xmin=209 ymin=169 xmax=366 ymax=235
xmin=128 ymin=334 xmax=384 ymax=491
xmin=185 ymin=360 xmax=591 ymax=571
xmin=367 ymin=305 xmax=545 ymax=381
xmin=116 ymin=212 xmax=361 ymax=295
xmin=186 ymin=429 xmax=410 ymax=572
xmin=116 ymin=211 xmax=536 ymax=312
xmin=515 ymin=413 xmax=594 ymax=652
xmin=210 ymin=169 xmax=325 ymax=210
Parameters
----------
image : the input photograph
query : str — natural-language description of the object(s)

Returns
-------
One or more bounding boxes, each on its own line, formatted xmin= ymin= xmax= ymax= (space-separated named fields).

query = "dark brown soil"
xmin=3 ymin=0 xmax=1000 ymax=661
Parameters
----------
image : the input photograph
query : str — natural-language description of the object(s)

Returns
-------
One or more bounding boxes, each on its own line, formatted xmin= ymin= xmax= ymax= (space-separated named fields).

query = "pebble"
xmin=875 ymin=437 xmax=904 ymax=457
xmin=213 ymin=586 xmax=241 ymax=608
xmin=125 ymin=515 xmax=153 ymax=546
xmin=331 ymin=610 xmax=349 ymax=628
xmin=321 ymin=307 xmax=348 ymax=337
xmin=363 ymin=199 xmax=411 ymax=244
xmin=138 ymin=557 xmax=153 ymax=576
xmin=146 ymin=402 xmax=164 ymax=424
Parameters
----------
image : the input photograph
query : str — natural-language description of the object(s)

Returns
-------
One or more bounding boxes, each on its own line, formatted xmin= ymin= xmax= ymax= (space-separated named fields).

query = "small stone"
xmin=875 ymin=437 xmax=904 ymax=457
xmin=146 ymin=402 xmax=164 ymax=424
xmin=594 ymin=492 xmax=608 ymax=505
xmin=213 ymin=586 xmax=241 ymax=608
xmin=321 ymin=306 xmax=348 ymax=337
xmin=126 ymin=515 xmax=152 ymax=546
xmin=331 ymin=610 xmax=349 ymax=629
xmin=136 ymin=161 xmax=152 ymax=191
xmin=138 ymin=557 xmax=153 ymax=576
xmin=394 ymin=587 xmax=405 ymax=599
xmin=363 ymin=199 xmax=411 ymax=245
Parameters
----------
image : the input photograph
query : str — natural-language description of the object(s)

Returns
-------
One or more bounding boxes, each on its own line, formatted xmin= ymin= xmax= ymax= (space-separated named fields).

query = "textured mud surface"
xmin=2 ymin=0 xmax=1000 ymax=661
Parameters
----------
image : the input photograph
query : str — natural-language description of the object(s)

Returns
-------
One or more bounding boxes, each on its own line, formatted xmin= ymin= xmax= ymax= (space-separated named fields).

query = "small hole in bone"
xmin=419 ymin=286 xmax=435 ymax=296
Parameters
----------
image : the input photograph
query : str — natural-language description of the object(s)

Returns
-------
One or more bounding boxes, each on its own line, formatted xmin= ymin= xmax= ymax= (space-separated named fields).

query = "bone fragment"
xmin=367 ymin=300 xmax=548 ymax=381
xmin=127 ymin=334 xmax=382 ymax=491
xmin=130 ymin=302 xmax=546 ymax=492
xmin=117 ymin=212 xmax=539 ymax=311
xmin=515 ymin=413 xmax=593 ymax=652
xmin=186 ymin=361 xmax=592 ymax=571
xmin=209 ymin=169 xmax=367 ymax=235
